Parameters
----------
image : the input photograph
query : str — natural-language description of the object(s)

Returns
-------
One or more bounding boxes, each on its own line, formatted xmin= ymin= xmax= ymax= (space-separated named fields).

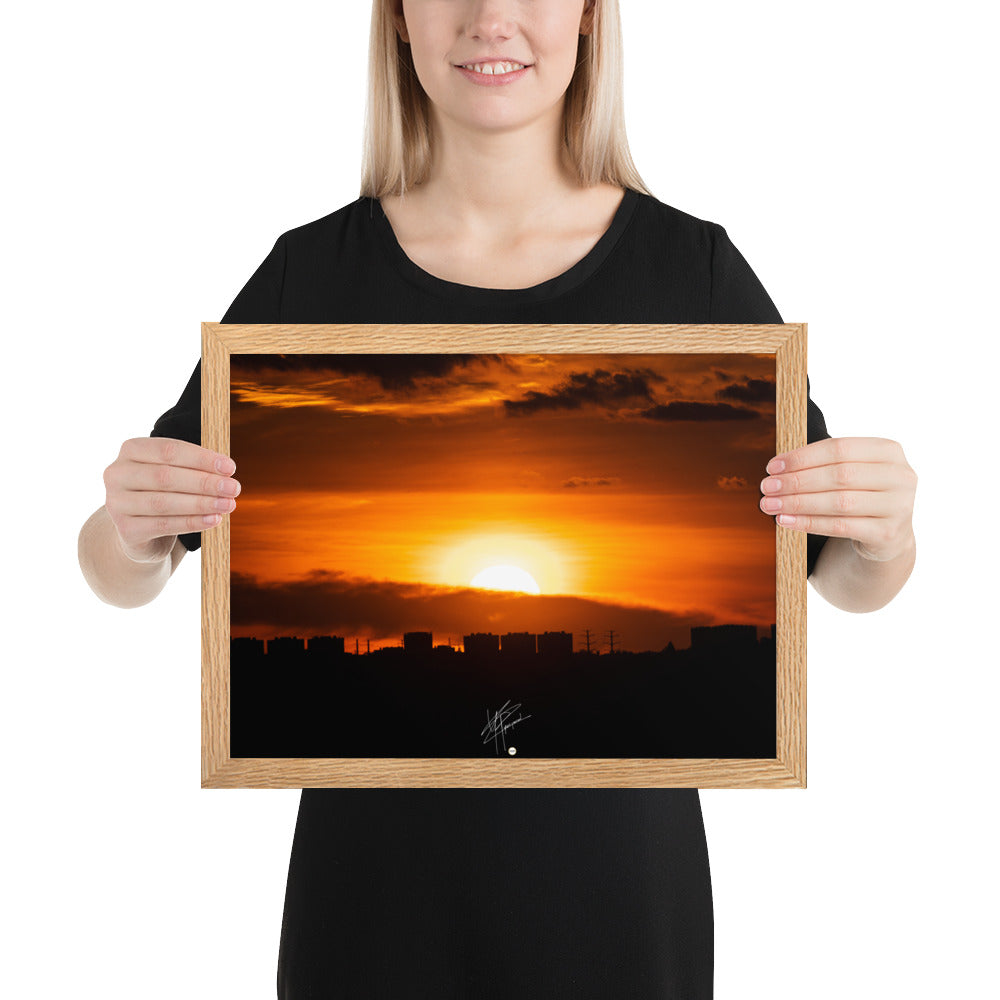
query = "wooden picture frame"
xmin=201 ymin=323 xmax=808 ymax=789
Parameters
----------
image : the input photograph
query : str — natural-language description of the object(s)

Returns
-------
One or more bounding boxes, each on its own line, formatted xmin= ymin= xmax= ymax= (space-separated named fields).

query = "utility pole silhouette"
xmin=605 ymin=629 xmax=619 ymax=654
xmin=354 ymin=637 xmax=359 ymax=655
xmin=582 ymin=628 xmax=595 ymax=653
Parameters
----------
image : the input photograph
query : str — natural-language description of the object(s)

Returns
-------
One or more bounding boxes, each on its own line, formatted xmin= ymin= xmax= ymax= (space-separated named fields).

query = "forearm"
xmin=78 ymin=506 xmax=187 ymax=609
xmin=808 ymin=531 xmax=916 ymax=613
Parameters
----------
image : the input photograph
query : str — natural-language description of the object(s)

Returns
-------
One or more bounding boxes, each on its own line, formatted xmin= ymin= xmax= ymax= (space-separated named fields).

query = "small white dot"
xmin=508 ymin=746 xmax=517 ymax=755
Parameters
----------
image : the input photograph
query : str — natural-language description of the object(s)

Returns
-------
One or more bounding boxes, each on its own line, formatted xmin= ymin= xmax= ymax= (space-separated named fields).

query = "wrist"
xmin=850 ymin=528 xmax=916 ymax=564
xmin=116 ymin=530 xmax=176 ymax=566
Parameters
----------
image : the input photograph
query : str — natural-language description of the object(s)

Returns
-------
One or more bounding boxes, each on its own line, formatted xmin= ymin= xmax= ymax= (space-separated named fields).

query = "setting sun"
xmin=470 ymin=565 xmax=542 ymax=595
xmin=434 ymin=529 xmax=571 ymax=595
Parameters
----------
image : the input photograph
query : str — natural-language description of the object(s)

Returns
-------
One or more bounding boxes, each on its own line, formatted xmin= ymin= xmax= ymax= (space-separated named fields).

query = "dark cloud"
xmin=639 ymin=401 xmax=759 ymax=422
xmin=715 ymin=376 xmax=776 ymax=404
xmin=504 ymin=368 xmax=658 ymax=416
xmin=562 ymin=476 xmax=621 ymax=488
xmin=231 ymin=353 xmax=500 ymax=391
xmin=716 ymin=475 xmax=749 ymax=490
xmin=231 ymin=570 xmax=719 ymax=652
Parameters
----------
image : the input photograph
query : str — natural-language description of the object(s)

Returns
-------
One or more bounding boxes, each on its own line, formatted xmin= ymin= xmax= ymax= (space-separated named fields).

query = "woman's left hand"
xmin=759 ymin=437 xmax=917 ymax=562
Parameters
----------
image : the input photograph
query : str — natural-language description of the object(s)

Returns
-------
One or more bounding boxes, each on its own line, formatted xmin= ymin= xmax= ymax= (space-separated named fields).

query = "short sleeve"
xmin=710 ymin=224 xmax=832 ymax=577
xmin=148 ymin=234 xmax=287 ymax=552
xmin=709 ymin=224 xmax=782 ymax=325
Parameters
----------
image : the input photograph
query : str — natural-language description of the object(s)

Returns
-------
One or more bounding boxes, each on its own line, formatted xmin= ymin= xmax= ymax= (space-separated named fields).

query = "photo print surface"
xmin=229 ymin=352 xmax=778 ymax=760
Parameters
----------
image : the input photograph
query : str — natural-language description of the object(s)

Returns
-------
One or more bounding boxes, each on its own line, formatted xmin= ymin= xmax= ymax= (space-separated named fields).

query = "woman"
xmin=79 ymin=1 xmax=917 ymax=996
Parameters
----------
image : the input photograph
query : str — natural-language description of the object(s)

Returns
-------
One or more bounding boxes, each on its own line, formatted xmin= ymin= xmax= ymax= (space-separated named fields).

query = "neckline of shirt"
xmin=366 ymin=187 xmax=641 ymax=304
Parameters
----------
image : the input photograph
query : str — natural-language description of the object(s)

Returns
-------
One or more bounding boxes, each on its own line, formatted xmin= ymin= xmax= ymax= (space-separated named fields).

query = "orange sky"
xmin=229 ymin=353 xmax=777 ymax=651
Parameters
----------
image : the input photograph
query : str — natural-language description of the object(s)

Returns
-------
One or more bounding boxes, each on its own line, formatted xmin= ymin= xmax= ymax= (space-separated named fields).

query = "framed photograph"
xmin=201 ymin=323 xmax=808 ymax=789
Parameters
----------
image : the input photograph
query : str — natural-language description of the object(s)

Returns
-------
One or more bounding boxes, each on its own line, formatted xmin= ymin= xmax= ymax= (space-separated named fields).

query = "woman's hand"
xmin=103 ymin=437 xmax=241 ymax=562
xmin=759 ymin=437 xmax=917 ymax=561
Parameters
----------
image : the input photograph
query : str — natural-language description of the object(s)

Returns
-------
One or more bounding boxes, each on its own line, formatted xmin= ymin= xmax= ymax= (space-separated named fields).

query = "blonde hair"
xmin=360 ymin=0 xmax=652 ymax=199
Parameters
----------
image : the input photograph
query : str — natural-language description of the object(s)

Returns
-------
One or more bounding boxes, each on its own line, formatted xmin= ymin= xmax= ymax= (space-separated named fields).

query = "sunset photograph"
xmin=228 ymin=351 xmax=779 ymax=760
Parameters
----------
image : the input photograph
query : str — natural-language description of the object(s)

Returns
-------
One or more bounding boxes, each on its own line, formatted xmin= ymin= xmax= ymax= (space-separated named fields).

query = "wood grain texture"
xmin=200 ymin=323 xmax=809 ymax=789
xmin=202 ymin=756 xmax=805 ymax=789
xmin=201 ymin=325 xmax=230 ymax=786
xmin=203 ymin=322 xmax=797 ymax=354
xmin=776 ymin=326 xmax=808 ymax=787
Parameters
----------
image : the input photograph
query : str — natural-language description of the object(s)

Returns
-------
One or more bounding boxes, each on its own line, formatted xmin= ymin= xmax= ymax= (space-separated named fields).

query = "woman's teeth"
xmin=461 ymin=62 xmax=526 ymax=75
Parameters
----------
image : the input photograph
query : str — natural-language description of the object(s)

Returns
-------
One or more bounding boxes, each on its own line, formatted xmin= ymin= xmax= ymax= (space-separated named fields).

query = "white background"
xmin=4 ymin=2 xmax=996 ymax=997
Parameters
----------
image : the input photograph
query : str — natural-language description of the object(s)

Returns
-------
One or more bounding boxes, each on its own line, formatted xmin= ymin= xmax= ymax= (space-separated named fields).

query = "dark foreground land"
xmin=230 ymin=640 xmax=777 ymax=759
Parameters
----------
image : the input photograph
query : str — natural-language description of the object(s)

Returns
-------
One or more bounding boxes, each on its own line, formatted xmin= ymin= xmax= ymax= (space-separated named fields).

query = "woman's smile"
xmin=454 ymin=61 xmax=531 ymax=85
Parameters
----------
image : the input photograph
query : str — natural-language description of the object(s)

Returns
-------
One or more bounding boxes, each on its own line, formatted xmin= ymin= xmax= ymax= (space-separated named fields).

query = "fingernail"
xmin=761 ymin=497 xmax=782 ymax=512
xmin=767 ymin=458 xmax=785 ymax=474
xmin=202 ymin=513 xmax=221 ymax=526
xmin=761 ymin=478 xmax=782 ymax=493
xmin=777 ymin=514 xmax=796 ymax=526
xmin=215 ymin=457 xmax=236 ymax=475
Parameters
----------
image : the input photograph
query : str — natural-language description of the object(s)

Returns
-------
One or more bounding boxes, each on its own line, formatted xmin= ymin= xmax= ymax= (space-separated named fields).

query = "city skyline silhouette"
xmin=230 ymin=621 xmax=779 ymax=758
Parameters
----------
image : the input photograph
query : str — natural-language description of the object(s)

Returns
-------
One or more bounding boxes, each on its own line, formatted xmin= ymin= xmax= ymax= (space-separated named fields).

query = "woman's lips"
xmin=455 ymin=64 xmax=531 ymax=87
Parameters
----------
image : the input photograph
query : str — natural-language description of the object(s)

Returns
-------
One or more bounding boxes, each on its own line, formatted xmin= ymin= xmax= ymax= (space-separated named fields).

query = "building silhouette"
xmin=268 ymin=636 xmax=305 ymax=656
xmin=308 ymin=635 xmax=345 ymax=656
xmin=464 ymin=632 xmax=500 ymax=655
xmin=537 ymin=630 xmax=573 ymax=655
xmin=501 ymin=632 xmax=537 ymax=656
xmin=403 ymin=631 xmax=433 ymax=655
xmin=231 ymin=636 xmax=264 ymax=658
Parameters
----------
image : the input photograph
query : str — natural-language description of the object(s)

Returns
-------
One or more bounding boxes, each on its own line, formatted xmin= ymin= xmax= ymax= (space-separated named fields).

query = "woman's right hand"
xmin=103 ymin=437 xmax=241 ymax=562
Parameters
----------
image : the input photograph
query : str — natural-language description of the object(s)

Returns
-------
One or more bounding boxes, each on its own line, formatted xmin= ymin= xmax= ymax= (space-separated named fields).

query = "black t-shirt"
xmin=152 ymin=188 xmax=830 ymax=999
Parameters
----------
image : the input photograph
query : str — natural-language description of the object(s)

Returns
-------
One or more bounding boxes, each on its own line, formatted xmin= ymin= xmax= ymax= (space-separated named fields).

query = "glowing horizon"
xmin=229 ymin=352 xmax=777 ymax=652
